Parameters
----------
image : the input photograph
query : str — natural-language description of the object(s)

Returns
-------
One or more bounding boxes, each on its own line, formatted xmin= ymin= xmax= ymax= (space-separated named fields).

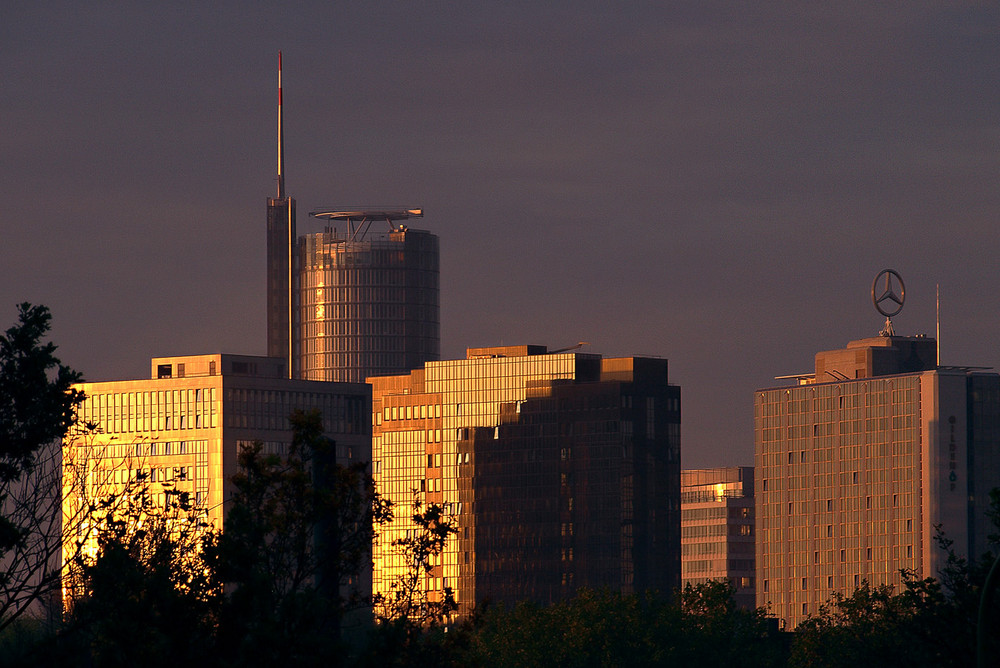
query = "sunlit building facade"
xmin=63 ymin=354 xmax=370 ymax=599
xmin=297 ymin=224 xmax=439 ymax=383
xmin=370 ymin=345 xmax=681 ymax=618
xmin=681 ymin=467 xmax=755 ymax=609
xmin=755 ymin=334 xmax=1000 ymax=629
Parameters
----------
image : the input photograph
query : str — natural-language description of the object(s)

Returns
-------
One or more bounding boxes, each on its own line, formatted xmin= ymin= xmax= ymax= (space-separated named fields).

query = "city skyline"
xmin=4 ymin=3 xmax=999 ymax=469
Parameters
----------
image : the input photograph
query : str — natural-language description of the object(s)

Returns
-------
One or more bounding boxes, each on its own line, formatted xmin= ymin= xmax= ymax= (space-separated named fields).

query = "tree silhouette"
xmin=213 ymin=409 xmax=392 ymax=666
xmin=0 ymin=303 xmax=82 ymax=629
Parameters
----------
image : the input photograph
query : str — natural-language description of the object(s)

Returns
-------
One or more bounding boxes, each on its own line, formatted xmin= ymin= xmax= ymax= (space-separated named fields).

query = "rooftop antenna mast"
xmin=277 ymin=51 xmax=285 ymax=199
xmin=936 ymin=283 xmax=941 ymax=366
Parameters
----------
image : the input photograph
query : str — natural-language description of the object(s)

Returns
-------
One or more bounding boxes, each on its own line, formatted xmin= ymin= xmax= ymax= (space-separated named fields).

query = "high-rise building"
xmin=63 ymin=354 xmax=371 ymax=602
xmin=264 ymin=56 xmax=439 ymax=381
xmin=297 ymin=210 xmax=439 ymax=383
xmin=680 ymin=467 xmax=755 ymax=609
xmin=754 ymin=333 xmax=1000 ymax=628
xmin=266 ymin=53 xmax=295 ymax=377
xmin=370 ymin=345 xmax=681 ymax=618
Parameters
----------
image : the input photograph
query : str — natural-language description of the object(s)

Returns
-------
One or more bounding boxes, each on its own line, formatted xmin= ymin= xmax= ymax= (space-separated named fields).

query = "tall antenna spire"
xmin=277 ymin=51 xmax=285 ymax=199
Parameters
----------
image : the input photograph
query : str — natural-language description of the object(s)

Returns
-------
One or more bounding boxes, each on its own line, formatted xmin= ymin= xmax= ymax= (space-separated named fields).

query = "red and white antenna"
xmin=277 ymin=51 xmax=285 ymax=199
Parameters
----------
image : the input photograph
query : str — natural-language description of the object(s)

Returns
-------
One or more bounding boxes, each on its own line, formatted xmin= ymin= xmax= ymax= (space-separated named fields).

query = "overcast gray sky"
xmin=3 ymin=2 xmax=998 ymax=468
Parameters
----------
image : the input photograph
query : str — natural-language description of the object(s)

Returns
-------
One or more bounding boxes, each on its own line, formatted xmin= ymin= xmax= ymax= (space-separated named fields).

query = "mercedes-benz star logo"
xmin=872 ymin=269 xmax=905 ymax=317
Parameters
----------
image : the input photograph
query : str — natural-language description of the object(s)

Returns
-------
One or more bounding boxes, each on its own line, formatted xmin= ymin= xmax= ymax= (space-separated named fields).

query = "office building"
xmin=681 ymin=467 xmax=755 ymax=609
xmin=264 ymin=55 xmax=439 ymax=381
xmin=754 ymin=333 xmax=1000 ymax=629
xmin=297 ymin=212 xmax=439 ymax=383
xmin=62 ymin=354 xmax=370 ymax=600
xmin=370 ymin=345 xmax=681 ymax=618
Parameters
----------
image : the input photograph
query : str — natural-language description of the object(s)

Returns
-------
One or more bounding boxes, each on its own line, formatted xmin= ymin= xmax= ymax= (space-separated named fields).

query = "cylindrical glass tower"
xmin=296 ymin=225 xmax=439 ymax=382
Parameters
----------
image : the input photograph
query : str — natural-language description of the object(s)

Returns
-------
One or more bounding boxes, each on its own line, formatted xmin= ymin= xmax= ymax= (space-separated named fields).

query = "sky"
xmin=3 ymin=2 xmax=999 ymax=469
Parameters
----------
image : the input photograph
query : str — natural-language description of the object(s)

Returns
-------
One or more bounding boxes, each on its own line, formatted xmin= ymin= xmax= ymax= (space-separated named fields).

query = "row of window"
xmin=382 ymin=404 xmax=443 ymax=421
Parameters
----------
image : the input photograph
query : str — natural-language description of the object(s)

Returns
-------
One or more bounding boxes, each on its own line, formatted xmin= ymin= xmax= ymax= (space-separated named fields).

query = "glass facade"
xmin=967 ymin=374 xmax=1000 ymax=557
xmin=371 ymin=347 xmax=681 ymax=618
xmin=297 ymin=227 xmax=439 ymax=383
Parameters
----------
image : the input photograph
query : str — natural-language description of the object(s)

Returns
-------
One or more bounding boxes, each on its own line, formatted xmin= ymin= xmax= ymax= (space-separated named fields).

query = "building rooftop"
xmin=772 ymin=334 xmax=939 ymax=386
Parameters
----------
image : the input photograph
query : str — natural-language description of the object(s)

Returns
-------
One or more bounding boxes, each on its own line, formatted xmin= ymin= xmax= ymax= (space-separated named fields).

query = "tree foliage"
xmin=0 ymin=303 xmax=82 ymax=484
xmin=58 ymin=479 xmax=221 ymax=667
xmin=212 ymin=409 xmax=392 ymax=666
xmin=374 ymin=499 xmax=458 ymax=626
xmin=450 ymin=582 xmax=785 ymax=668
xmin=361 ymin=500 xmax=459 ymax=668
xmin=0 ymin=303 xmax=82 ymax=629
xmin=789 ymin=514 xmax=1000 ymax=668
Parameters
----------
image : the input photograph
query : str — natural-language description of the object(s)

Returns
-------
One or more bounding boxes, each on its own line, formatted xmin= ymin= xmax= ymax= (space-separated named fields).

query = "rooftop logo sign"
xmin=872 ymin=269 xmax=905 ymax=336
